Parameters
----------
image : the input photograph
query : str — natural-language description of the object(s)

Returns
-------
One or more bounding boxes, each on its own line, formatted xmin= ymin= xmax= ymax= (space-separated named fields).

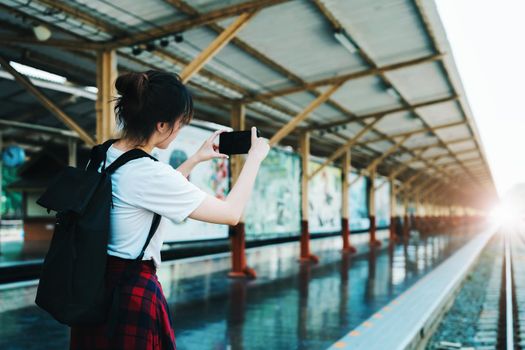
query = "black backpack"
xmin=35 ymin=138 xmax=161 ymax=330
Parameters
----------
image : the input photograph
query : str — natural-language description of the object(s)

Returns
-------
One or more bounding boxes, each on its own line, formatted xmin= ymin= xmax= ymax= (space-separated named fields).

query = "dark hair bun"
xmin=115 ymin=72 xmax=149 ymax=120
xmin=114 ymin=70 xmax=193 ymax=145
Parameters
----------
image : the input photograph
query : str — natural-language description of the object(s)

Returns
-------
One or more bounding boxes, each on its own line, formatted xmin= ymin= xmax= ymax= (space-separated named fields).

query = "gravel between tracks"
xmin=426 ymin=236 xmax=502 ymax=350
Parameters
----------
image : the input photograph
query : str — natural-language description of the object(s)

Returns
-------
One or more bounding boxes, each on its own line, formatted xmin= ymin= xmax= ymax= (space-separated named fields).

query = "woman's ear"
xmin=156 ymin=121 xmax=166 ymax=133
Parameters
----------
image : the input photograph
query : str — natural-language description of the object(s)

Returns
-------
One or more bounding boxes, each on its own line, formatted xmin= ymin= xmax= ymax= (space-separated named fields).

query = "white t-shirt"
xmin=99 ymin=144 xmax=207 ymax=268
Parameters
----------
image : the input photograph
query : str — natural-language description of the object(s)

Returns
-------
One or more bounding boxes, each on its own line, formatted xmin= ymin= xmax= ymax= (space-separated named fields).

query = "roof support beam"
xmin=244 ymin=53 xmax=442 ymax=102
xmin=96 ymin=50 xmax=118 ymax=143
xmin=367 ymin=135 xmax=411 ymax=171
xmin=269 ymin=82 xmax=344 ymax=146
xmin=180 ymin=11 xmax=257 ymax=83
xmin=424 ymin=148 xmax=478 ymax=161
xmin=309 ymin=95 xmax=458 ymax=131
xmin=374 ymin=146 xmax=432 ymax=191
xmin=349 ymin=135 xmax=411 ymax=186
xmin=0 ymin=36 xmax=104 ymax=51
xmin=307 ymin=116 xmax=384 ymax=181
xmin=414 ymin=0 xmax=495 ymax=195
xmin=388 ymin=146 xmax=434 ymax=178
xmin=0 ymin=56 xmax=95 ymax=146
xmin=109 ymin=0 xmax=289 ymax=49
xmin=0 ymin=118 xmax=79 ymax=138
xmin=37 ymin=0 xmax=125 ymax=35
xmin=359 ymin=120 xmax=466 ymax=145
xmin=311 ymin=0 xmax=487 ymax=193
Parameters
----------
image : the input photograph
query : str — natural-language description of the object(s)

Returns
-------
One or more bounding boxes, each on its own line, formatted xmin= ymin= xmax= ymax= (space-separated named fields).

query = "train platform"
xmin=0 ymin=228 xmax=477 ymax=350
xmin=327 ymin=227 xmax=495 ymax=350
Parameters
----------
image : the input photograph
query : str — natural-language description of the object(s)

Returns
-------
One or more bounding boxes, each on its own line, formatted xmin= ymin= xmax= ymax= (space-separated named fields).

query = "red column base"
xmin=228 ymin=266 xmax=257 ymax=279
xmin=228 ymin=222 xmax=257 ymax=279
xmin=298 ymin=220 xmax=319 ymax=263
xmin=341 ymin=218 xmax=357 ymax=254
xmin=403 ymin=214 xmax=410 ymax=239
xmin=389 ymin=216 xmax=398 ymax=244
xmin=298 ymin=254 xmax=320 ymax=263
xmin=342 ymin=246 xmax=357 ymax=254
xmin=369 ymin=216 xmax=381 ymax=247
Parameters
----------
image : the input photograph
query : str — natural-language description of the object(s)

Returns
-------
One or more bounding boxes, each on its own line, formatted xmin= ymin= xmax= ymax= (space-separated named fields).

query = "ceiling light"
xmin=334 ymin=28 xmax=358 ymax=54
xmin=174 ymin=33 xmax=184 ymax=43
xmin=9 ymin=61 xmax=66 ymax=83
xmin=32 ymin=24 xmax=52 ymax=41
xmin=131 ymin=46 xmax=143 ymax=55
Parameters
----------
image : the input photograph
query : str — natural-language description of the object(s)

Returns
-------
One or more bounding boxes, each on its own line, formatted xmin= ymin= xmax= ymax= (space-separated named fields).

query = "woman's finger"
xmin=208 ymin=129 xmax=228 ymax=143
xmin=215 ymin=152 xmax=229 ymax=159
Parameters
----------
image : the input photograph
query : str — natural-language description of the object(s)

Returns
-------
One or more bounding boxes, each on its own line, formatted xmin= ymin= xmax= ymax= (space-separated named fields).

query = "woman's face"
xmin=155 ymin=119 xmax=183 ymax=149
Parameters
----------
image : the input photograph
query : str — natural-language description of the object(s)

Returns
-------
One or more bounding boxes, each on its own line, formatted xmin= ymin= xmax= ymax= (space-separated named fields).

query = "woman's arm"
xmin=176 ymin=129 xmax=229 ymax=177
xmin=188 ymin=127 xmax=269 ymax=225
xmin=176 ymin=155 xmax=201 ymax=178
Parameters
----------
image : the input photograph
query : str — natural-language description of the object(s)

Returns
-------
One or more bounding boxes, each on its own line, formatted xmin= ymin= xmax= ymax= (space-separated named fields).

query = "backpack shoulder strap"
xmin=103 ymin=148 xmax=158 ymax=174
xmin=86 ymin=139 xmax=119 ymax=171
xmin=136 ymin=213 xmax=161 ymax=261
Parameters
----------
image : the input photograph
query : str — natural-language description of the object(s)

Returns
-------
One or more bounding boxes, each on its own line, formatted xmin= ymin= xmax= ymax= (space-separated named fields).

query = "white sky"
xmin=436 ymin=0 xmax=525 ymax=197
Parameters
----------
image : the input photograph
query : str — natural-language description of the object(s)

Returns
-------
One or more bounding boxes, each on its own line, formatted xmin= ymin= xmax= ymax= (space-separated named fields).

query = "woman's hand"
xmin=194 ymin=129 xmax=229 ymax=162
xmin=247 ymin=127 xmax=270 ymax=163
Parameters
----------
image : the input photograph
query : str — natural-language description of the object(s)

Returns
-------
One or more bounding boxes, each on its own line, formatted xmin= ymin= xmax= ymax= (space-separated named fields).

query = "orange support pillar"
xmin=299 ymin=131 xmax=319 ymax=263
xmin=389 ymin=176 xmax=398 ymax=244
xmin=341 ymin=150 xmax=356 ymax=253
xmin=368 ymin=170 xmax=381 ymax=246
xmin=403 ymin=195 xmax=410 ymax=240
xmin=228 ymin=103 xmax=256 ymax=279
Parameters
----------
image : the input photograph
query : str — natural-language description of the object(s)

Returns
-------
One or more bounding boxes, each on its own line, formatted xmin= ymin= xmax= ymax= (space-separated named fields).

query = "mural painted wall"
xmin=374 ymin=175 xmax=390 ymax=228
xmin=244 ymin=148 xmax=301 ymax=240
xmin=153 ymin=124 xmax=229 ymax=242
xmin=349 ymin=172 xmax=369 ymax=231
xmin=1 ymin=166 xmax=23 ymax=218
xmin=308 ymin=162 xmax=342 ymax=234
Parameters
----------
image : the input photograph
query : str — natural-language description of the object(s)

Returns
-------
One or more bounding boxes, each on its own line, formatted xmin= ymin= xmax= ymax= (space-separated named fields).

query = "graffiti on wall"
xmin=349 ymin=172 xmax=369 ymax=231
xmin=153 ymin=124 xmax=229 ymax=242
xmin=308 ymin=162 xmax=342 ymax=234
xmin=244 ymin=148 xmax=301 ymax=240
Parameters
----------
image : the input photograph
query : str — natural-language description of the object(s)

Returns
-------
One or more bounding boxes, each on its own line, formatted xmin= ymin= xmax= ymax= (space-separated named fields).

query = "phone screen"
xmin=219 ymin=130 xmax=260 ymax=155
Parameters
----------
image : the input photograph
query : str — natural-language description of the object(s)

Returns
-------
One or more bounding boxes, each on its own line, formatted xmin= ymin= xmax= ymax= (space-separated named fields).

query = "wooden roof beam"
xmin=311 ymin=0 xmax=486 ymax=191
xmin=349 ymin=135 xmax=411 ymax=186
xmin=108 ymin=0 xmax=290 ymax=49
xmin=0 ymin=36 xmax=104 ymax=51
xmin=180 ymin=11 xmax=257 ymax=83
xmin=243 ymin=53 xmax=442 ymax=102
xmin=414 ymin=0 xmax=495 ymax=193
xmin=0 ymin=56 xmax=95 ymax=146
xmin=36 ymin=0 xmax=125 ymax=35
xmin=359 ymin=120 xmax=466 ymax=145
xmin=308 ymin=95 xmax=458 ymax=131
xmin=307 ymin=116 xmax=384 ymax=181
xmin=269 ymin=82 xmax=344 ymax=146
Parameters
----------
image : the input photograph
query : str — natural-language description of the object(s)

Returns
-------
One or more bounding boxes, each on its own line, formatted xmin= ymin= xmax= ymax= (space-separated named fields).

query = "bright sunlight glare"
xmin=489 ymin=203 xmax=523 ymax=228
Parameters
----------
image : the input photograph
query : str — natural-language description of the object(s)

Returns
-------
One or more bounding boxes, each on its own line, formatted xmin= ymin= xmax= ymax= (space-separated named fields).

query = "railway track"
xmin=509 ymin=227 xmax=525 ymax=350
xmin=429 ymin=228 xmax=524 ymax=350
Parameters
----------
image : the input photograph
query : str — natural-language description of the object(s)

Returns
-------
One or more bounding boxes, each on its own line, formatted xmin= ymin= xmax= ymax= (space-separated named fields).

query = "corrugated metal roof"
xmin=0 ymin=0 xmax=496 ymax=200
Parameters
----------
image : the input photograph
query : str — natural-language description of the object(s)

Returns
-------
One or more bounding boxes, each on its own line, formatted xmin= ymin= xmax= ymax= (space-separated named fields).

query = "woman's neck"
xmin=114 ymin=139 xmax=154 ymax=154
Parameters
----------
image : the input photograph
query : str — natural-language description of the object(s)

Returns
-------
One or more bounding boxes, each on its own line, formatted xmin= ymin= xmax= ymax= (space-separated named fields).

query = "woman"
xmin=70 ymin=70 xmax=269 ymax=349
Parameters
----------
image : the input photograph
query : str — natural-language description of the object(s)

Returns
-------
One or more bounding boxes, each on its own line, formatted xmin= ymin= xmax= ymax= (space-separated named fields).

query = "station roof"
xmin=0 ymin=0 xmax=496 ymax=205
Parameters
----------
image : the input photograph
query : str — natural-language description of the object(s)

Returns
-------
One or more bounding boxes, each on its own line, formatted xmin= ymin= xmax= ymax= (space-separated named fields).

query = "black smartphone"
xmin=219 ymin=130 xmax=260 ymax=155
